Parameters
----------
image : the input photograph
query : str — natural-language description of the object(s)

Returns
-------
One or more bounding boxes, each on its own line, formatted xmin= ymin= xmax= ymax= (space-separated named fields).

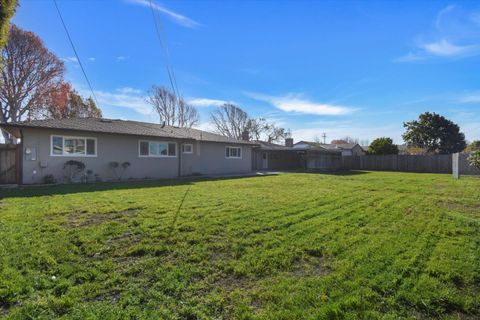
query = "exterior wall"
xmin=181 ymin=141 xmax=252 ymax=175
xmin=252 ymin=150 xmax=303 ymax=170
xmin=351 ymin=145 xmax=365 ymax=156
xmin=20 ymin=128 xmax=253 ymax=184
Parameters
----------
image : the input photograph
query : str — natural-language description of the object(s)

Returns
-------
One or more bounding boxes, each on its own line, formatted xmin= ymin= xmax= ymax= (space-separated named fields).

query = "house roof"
xmin=294 ymin=141 xmax=360 ymax=150
xmin=256 ymin=140 xmax=341 ymax=153
xmin=0 ymin=118 xmax=258 ymax=145
xmin=254 ymin=140 xmax=295 ymax=151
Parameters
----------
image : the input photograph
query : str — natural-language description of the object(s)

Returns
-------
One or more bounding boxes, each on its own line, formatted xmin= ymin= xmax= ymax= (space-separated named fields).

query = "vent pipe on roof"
xmin=285 ymin=138 xmax=293 ymax=147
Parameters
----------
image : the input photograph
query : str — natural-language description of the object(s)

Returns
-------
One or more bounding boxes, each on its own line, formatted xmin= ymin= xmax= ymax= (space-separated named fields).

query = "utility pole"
xmin=322 ymin=132 xmax=327 ymax=144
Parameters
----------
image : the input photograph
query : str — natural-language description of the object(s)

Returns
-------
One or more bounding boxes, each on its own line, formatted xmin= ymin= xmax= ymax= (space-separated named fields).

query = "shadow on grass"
xmin=0 ymin=174 xmax=278 ymax=199
xmin=0 ymin=170 xmax=372 ymax=199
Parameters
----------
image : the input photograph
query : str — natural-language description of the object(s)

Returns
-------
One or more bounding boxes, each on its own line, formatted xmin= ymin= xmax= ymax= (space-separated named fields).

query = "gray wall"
xmin=21 ymin=128 xmax=253 ymax=184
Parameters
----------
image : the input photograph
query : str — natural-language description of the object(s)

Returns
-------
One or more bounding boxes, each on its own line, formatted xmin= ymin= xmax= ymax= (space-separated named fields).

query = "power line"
xmin=148 ymin=0 xmax=182 ymax=101
xmin=53 ymin=0 xmax=100 ymax=107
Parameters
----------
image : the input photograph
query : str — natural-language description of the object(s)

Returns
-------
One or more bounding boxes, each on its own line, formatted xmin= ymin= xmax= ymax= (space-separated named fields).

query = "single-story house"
xmin=293 ymin=141 xmax=365 ymax=156
xmin=0 ymin=118 xmax=257 ymax=184
xmin=253 ymin=138 xmax=342 ymax=171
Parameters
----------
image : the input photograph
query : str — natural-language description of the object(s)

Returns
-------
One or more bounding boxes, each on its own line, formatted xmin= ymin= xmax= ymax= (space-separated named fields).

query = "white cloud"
xmin=61 ymin=56 xmax=78 ymax=63
xmin=116 ymin=56 xmax=127 ymax=62
xmin=186 ymin=98 xmax=229 ymax=107
xmin=88 ymin=57 xmax=96 ymax=62
xmin=420 ymin=39 xmax=479 ymax=57
xmin=397 ymin=5 xmax=480 ymax=62
xmin=126 ymin=0 xmax=200 ymax=28
xmin=76 ymin=86 xmax=151 ymax=115
xmin=457 ymin=92 xmax=480 ymax=103
xmin=246 ymin=92 xmax=355 ymax=116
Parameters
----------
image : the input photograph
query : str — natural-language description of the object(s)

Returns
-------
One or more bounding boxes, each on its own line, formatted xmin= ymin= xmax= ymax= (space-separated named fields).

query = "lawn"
xmin=0 ymin=172 xmax=479 ymax=319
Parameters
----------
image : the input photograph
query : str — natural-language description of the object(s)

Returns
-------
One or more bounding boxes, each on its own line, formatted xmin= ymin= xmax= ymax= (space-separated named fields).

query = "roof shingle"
xmin=1 ymin=118 xmax=258 ymax=145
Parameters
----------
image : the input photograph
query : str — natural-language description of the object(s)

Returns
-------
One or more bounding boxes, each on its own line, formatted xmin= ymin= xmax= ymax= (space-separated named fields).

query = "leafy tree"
xmin=466 ymin=140 xmax=480 ymax=152
xmin=402 ymin=112 xmax=466 ymax=154
xmin=0 ymin=25 xmax=64 ymax=142
xmin=46 ymin=82 xmax=102 ymax=119
xmin=146 ymin=86 xmax=199 ymax=128
xmin=468 ymin=150 xmax=480 ymax=170
xmin=368 ymin=137 xmax=399 ymax=155
xmin=0 ymin=0 xmax=17 ymax=51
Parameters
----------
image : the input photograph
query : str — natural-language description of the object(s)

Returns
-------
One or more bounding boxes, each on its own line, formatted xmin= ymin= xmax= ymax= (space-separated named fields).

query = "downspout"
xmin=178 ymin=141 xmax=182 ymax=177
xmin=19 ymin=129 xmax=24 ymax=185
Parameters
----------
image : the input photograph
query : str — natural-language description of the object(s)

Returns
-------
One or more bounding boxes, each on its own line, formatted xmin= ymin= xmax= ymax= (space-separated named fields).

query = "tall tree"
xmin=0 ymin=0 xmax=17 ymax=51
xmin=211 ymin=103 xmax=250 ymax=139
xmin=0 ymin=25 xmax=64 ymax=142
xmin=368 ymin=137 xmax=399 ymax=155
xmin=403 ymin=112 xmax=466 ymax=154
xmin=146 ymin=85 xmax=198 ymax=128
xmin=211 ymin=104 xmax=290 ymax=142
xmin=263 ymin=122 xmax=291 ymax=143
xmin=46 ymin=82 xmax=102 ymax=119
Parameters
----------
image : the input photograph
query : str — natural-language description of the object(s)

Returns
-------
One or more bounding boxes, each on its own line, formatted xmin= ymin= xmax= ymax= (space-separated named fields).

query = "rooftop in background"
xmin=294 ymin=141 xmax=361 ymax=150
xmin=255 ymin=140 xmax=342 ymax=153
xmin=0 ymin=118 xmax=257 ymax=145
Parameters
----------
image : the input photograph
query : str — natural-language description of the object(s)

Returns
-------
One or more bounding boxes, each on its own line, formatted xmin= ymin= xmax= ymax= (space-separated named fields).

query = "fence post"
xmin=452 ymin=153 xmax=459 ymax=179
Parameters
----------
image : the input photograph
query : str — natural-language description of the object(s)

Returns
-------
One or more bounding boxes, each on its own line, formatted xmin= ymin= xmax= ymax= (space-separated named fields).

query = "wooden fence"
xmin=0 ymin=144 xmax=19 ymax=184
xmin=453 ymin=153 xmax=480 ymax=178
xmin=342 ymin=154 xmax=452 ymax=173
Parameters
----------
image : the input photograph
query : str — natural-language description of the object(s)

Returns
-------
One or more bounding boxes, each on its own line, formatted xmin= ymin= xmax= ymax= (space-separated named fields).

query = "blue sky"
xmin=12 ymin=0 xmax=480 ymax=143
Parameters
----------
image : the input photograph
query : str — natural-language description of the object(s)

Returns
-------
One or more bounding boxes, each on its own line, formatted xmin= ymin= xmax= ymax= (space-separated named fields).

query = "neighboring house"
xmin=254 ymin=138 xmax=342 ymax=171
xmin=293 ymin=141 xmax=365 ymax=156
xmin=0 ymin=118 xmax=257 ymax=184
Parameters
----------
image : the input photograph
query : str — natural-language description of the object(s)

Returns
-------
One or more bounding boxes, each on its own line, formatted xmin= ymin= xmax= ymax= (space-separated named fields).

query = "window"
xmin=51 ymin=135 xmax=96 ymax=157
xmin=139 ymin=141 xmax=176 ymax=157
xmin=182 ymin=144 xmax=193 ymax=154
xmin=226 ymin=146 xmax=242 ymax=159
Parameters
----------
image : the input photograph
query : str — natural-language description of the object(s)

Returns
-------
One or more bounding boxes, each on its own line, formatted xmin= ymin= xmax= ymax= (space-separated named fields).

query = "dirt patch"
xmin=66 ymin=207 xmax=142 ymax=228
xmin=439 ymin=202 xmax=480 ymax=214
xmin=291 ymin=255 xmax=332 ymax=277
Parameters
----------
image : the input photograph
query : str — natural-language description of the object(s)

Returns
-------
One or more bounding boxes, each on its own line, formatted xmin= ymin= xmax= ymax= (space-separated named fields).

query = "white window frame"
xmin=50 ymin=135 xmax=97 ymax=157
xmin=138 ymin=140 xmax=177 ymax=158
xmin=225 ymin=146 xmax=242 ymax=159
xmin=182 ymin=143 xmax=193 ymax=154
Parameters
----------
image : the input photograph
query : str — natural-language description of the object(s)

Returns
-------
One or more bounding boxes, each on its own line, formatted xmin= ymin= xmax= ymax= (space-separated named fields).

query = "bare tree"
xmin=211 ymin=104 xmax=291 ymax=142
xmin=210 ymin=103 xmax=249 ymax=139
xmin=147 ymin=86 xmax=199 ymax=128
xmin=264 ymin=123 xmax=291 ymax=143
xmin=177 ymin=98 xmax=199 ymax=128
xmin=0 ymin=25 xmax=65 ymax=142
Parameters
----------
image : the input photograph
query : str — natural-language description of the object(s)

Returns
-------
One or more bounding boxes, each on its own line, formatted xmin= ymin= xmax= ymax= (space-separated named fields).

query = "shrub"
xmin=109 ymin=161 xmax=131 ymax=180
xmin=368 ymin=137 xmax=399 ymax=155
xmin=468 ymin=150 xmax=480 ymax=170
xmin=63 ymin=160 xmax=86 ymax=183
xmin=43 ymin=174 xmax=56 ymax=184
xmin=466 ymin=140 xmax=480 ymax=152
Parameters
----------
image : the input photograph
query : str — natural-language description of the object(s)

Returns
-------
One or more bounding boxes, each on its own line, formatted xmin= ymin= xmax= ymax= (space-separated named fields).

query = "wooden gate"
xmin=0 ymin=144 xmax=19 ymax=184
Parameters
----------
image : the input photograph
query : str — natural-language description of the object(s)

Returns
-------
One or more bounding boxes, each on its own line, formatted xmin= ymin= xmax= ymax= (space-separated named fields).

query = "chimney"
xmin=285 ymin=138 xmax=293 ymax=147
xmin=241 ymin=130 xmax=250 ymax=141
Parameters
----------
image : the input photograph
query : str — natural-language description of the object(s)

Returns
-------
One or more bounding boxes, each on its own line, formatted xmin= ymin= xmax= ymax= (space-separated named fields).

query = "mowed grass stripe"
xmin=0 ymin=172 xmax=479 ymax=319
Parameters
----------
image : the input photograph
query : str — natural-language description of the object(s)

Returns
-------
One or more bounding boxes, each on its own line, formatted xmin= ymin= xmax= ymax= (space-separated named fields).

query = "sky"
xmin=11 ymin=0 xmax=480 ymax=144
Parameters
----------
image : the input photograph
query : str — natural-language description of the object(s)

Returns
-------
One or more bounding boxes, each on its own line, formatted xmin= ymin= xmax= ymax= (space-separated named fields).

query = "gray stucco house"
xmin=1 ymin=118 xmax=257 ymax=184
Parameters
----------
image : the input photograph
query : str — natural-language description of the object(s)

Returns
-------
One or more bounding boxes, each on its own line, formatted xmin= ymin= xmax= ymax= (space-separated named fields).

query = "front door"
xmin=262 ymin=152 xmax=268 ymax=169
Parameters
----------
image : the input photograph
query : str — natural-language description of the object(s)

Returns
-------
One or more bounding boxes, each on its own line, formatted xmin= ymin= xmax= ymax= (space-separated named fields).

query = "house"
xmin=253 ymin=138 xmax=342 ymax=171
xmin=293 ymin=141 xmax=365 ymax=156
xmin=0 ymin=118 xmax=257 ymax=184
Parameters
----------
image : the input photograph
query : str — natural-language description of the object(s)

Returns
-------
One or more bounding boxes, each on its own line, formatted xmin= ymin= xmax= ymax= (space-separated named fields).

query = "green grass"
xmin=0 ymin=171 xmax=479 ymax=319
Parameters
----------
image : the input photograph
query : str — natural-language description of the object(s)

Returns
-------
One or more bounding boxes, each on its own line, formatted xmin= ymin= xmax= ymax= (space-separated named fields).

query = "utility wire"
xmin=148 ymin=0 xmax=182 ymax=101
xmin=53 ymin=0 xmax=100 ymax=107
